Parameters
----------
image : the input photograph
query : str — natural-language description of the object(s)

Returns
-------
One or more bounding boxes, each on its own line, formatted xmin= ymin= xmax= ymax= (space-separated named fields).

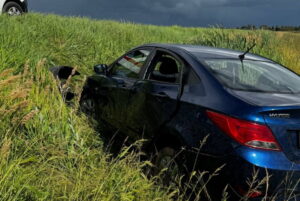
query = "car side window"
xmin=111 ymin=49 xmax=151 ymax=79
xmin=148 ymin=51 xmax=182 ymax=83
xmin=187 ymin=68 xmax=201 ymax=85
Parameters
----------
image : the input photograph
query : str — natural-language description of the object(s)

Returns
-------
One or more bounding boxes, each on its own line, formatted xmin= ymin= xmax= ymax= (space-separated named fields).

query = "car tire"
xmin=79 ymin=89 xmax=97 ymax=118
xmin=3 ymin=2 xmax=24 ymax=16
xmin=153 ymin=146 xmax=214 ymax=201
xmin=153 ymin=147 xmax=182 ymax=184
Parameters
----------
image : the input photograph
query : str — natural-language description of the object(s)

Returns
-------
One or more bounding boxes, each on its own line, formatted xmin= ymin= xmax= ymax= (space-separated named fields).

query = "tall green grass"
xmin=0 ymin=61 xmax=173 ymax=200
xmin=0 ymin=13 xmax=300 ymax=200
xmin=1 ymin=13 xmax=299 ymax=74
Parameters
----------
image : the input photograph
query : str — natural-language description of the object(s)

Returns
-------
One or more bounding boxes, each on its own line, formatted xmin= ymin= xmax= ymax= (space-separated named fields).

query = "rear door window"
xmin=147 ymin=51 xmax=182 ymax=84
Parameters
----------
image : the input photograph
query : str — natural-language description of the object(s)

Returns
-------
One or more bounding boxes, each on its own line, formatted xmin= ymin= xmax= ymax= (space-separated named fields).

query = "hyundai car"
xmin=51 ymin=44 xmax=300 ymax=200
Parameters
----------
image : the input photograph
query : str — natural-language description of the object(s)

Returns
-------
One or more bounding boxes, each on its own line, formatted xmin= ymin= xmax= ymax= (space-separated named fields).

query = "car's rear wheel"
xmin=154 ymin=147 xmax=180 ymax=176
xmin=153 ymin=146 xmax=214 ymax=201
xmin=3 ymin=2 xmax=24 ymax=16
xmin=152 ymin=146 xmax=184 ymax=186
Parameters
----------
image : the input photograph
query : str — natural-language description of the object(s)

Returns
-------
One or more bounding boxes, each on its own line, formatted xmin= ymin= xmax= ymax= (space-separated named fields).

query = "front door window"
xmin=111 ymin=49 xmax=151 ymax=79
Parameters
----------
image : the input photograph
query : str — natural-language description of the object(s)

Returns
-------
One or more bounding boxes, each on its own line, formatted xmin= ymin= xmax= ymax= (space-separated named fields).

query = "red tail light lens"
xmin=206 ymin=111 xmax=281 ymax=151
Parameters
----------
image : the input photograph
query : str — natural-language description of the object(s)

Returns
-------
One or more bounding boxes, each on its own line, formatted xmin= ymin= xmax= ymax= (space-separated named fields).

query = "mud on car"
xmin=51 ymin=44 xmax=300 ymax=200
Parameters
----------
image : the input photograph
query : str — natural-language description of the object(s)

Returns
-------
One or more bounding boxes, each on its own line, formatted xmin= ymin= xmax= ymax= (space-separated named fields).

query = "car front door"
xmin=99 ymin=48 xmax=153 ymax=135
xmin=126 ymin=49 xmax=184 ymax=140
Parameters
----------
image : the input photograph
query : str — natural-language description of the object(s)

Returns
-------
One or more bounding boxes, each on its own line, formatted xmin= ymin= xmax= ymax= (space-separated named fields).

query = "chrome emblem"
xmin=269 ymin=113 xmax=290 ymax=118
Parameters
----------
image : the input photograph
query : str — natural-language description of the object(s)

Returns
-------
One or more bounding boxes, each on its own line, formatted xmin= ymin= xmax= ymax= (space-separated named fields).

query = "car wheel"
xmin=3 ymin=2 xmax=24 ymax=16
xmin=153 ymin=146 xmax=214 ymax=201
xmin=79 ymin=90 xmax=97 ymax=118
xmin=153 ymin=147 xmax=182 ymax=184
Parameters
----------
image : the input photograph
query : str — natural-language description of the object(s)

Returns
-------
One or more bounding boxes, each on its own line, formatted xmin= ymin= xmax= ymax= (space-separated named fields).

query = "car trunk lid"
xmin=262 ymin=108 xmax=300 ymax=163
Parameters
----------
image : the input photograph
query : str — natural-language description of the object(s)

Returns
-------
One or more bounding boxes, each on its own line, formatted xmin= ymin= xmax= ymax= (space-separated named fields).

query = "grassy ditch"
xmin=0 ymin=13 xmax=300 ymax=200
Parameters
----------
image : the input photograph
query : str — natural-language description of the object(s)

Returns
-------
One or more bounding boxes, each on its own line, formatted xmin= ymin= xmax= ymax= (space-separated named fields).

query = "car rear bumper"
xmin=229 ymin=161 xmax=300 ymax=200
xmin=186 ymin=146 xmax=300 ymax=200
xmin=236 ymin=146 xmax=300 ymax=171
xmin=228 ymin=147 xmax=300 ymax=200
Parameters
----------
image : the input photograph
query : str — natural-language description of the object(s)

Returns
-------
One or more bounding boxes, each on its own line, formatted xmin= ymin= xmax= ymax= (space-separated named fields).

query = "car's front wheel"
xmin=3 ymin=2 xmax=24 ymax=16
xmin=79 ymin=89 xmax=97 ymax=118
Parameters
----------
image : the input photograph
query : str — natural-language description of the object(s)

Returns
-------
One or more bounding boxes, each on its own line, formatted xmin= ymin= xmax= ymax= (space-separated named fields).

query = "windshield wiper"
xmin=239 ymin=43 xmax=256 ymax=71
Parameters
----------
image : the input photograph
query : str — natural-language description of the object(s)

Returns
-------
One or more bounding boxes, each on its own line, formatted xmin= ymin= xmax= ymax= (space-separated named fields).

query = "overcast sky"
xmin=29 ymin=0 xmax=300 ymax=27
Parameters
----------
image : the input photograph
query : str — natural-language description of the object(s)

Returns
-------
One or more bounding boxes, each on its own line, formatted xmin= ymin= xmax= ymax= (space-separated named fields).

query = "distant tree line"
xmin=237 ymin=25 xmax=300 ymax=32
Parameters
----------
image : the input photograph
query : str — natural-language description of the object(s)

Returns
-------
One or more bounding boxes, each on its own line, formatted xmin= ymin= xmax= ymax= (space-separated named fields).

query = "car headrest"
xmin=159 ymin=57 xmax=178 ymax=75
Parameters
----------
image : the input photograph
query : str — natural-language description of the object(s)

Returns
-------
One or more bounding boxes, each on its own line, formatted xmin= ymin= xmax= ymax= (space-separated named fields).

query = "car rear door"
xmin=126 ymin=49 xmax=184 ymax=139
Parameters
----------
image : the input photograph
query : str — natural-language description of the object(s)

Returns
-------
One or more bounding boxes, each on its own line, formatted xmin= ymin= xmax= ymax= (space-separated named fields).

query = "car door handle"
xmin=114 ymin=79 xmax=126 ymax=88
xmin=153 ymin=92 xmax=169 ymax=98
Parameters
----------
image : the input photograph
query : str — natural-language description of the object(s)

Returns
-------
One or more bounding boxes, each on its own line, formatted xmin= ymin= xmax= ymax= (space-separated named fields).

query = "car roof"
xmin=141 ymin=43 xmax=271 ymax=62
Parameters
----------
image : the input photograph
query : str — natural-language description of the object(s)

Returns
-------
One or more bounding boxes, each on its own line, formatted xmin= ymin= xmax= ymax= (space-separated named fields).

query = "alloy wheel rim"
xmin=81 ymin=98 xmax=95 ymax=115
xmin=7 ymin=7 xmax=21 ymax=16
xmin=158 ymin=155 xmax=180 ymax=177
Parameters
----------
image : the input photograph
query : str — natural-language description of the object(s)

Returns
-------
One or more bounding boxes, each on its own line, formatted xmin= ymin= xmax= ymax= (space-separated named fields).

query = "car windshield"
xmin=202 ymin=59 xmax=300 ymax=93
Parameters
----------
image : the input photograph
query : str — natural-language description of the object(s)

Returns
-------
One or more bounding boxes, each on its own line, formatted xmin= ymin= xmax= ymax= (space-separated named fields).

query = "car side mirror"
xmin=94 ymin=64 xmax=108 ymax=75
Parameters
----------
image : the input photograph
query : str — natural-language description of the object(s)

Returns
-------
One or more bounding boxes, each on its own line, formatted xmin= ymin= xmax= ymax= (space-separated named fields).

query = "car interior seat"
xmin=151 ymin=56 xmax=179 ymax=83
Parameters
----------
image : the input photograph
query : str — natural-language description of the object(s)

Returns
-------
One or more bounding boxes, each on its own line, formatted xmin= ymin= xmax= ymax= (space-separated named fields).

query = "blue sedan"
xmin=52 ymin=44 xmax=300 ymax=200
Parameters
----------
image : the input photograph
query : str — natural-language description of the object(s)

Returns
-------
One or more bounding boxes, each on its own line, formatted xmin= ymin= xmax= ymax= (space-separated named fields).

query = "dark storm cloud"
xmin=29 ymin=0 xmax=300 ymax=27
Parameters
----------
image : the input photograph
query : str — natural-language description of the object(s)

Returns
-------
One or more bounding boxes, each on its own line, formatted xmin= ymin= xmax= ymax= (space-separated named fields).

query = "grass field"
xmin=0 ymin=13 xmax=300 ymax=200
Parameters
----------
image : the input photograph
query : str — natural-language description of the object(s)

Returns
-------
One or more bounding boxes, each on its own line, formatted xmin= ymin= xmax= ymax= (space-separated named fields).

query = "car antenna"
xmin=239 ymin=43 xmax=256 ymax=71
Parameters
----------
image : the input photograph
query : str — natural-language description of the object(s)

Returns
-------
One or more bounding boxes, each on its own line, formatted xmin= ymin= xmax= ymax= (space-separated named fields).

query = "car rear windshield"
xmin=201 ymin=59 xmax=300 ymax=93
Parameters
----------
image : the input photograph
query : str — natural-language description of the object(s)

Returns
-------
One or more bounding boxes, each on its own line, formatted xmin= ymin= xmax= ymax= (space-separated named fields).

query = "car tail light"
xmin=206 ymin=111 xmax=281 ymax=151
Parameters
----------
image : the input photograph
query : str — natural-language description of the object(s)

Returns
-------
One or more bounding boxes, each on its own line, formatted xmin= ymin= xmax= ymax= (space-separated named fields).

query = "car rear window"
xmin=201 ymin=59 xmax=300 ymax=93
